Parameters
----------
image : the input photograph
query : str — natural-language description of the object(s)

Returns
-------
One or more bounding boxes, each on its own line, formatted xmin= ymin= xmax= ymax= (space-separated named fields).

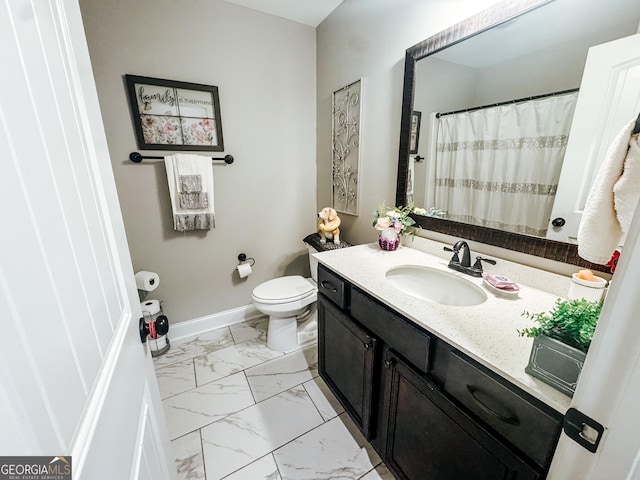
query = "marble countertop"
xmin=314 ymin=242 xmax=573 ymax=414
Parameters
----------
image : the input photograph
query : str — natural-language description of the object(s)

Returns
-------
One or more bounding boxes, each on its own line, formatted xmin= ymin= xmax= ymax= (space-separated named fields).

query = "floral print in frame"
xmin=126 ymin=75 xmax=224 ymax=151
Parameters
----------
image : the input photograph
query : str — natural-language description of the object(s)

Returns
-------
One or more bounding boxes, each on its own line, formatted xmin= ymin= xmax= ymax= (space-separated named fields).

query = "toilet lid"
xmin=253 ymin=275 xmax=314 ymax=304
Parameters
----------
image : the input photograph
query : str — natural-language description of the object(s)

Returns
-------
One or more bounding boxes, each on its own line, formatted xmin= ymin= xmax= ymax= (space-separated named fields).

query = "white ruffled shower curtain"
xmin=433 ymin=92 xmax=578 ymax=236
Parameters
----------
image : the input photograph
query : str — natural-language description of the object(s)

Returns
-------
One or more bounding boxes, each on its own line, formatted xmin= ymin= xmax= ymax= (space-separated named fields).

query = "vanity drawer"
xmin=317 ymin=264 xmax=348 ymax=309
xmin=350 ymin=287 xmax=431 ymax=373
xmin=445 ymin=350 xmax=562 ymax=468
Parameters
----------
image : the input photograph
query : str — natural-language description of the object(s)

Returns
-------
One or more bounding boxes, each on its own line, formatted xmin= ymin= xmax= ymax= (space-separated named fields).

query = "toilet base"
xmin=267 ymin=316 xmax=299 ymax=351
xmin=266 ymin=309 xmax=317 ymax=352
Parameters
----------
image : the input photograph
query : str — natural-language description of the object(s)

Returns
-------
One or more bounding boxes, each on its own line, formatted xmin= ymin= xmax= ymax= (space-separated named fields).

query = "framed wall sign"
xmin=125 ymin=75 xmax=224 ymax=151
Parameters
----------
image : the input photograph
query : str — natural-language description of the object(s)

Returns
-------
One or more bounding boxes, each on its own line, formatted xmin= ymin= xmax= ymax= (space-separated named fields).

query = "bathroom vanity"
xmin=315 ymin=243 xmax=572 ymax=479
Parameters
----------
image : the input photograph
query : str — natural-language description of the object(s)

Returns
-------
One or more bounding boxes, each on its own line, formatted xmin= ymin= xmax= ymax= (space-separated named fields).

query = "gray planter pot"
xmin=525 ymin=335 xmax=586 ymax=397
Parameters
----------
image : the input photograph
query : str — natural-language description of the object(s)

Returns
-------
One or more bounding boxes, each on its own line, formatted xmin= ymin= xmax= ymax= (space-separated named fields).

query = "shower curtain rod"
xmin=435 ymin=88 xmax=579 ymax=119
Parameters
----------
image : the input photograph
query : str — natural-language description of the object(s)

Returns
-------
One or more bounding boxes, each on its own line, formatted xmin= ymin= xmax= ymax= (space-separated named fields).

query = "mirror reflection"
xmin=405 ymin=0 xmax=640 ymax=242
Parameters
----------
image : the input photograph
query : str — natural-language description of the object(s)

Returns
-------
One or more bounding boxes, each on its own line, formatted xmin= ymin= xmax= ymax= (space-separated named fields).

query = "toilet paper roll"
xmin=140 ymin=299 xmax=161 ymax=316
xmin=148 ymin=334 xmax=167 ymax=350
xmin=237 ymin=263 xmax=253 ymax=279
xmin=135 ymin=270 xmax=160 ymax=291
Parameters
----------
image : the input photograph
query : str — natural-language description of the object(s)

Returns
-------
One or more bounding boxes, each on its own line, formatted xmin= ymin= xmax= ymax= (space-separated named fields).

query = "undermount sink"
xmin=386 ymin=265 xmax=488 ymax=306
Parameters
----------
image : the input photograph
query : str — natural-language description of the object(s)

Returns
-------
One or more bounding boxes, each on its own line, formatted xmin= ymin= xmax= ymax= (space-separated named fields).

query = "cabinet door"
xmin=382 ymin=350 xmax=540 ymax=480
xmin=318 ymin=297 xmax=378 ymax=439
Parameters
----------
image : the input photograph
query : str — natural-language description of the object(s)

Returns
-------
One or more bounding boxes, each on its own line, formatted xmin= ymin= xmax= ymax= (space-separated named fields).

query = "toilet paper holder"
xmin=237 ymin=253 xmax=255 ymax=266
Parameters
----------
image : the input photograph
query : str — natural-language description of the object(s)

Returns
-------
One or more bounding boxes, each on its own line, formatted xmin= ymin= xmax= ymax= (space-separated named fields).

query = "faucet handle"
xmin=472 ymin=256 xmax=496 ymax=272
xmin=444 ymin=246 xmax=460 ymax=264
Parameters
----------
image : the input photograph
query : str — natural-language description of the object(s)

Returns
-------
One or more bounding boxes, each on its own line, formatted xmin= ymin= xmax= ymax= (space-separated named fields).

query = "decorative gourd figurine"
xmin=318 ymin=207 xmax=341 ymax=245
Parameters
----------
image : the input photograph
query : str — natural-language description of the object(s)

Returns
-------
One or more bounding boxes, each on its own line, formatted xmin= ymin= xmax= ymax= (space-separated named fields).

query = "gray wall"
xmin=472 ymin=21 xmax=639 ymax=105
xmin=80 ymin=0 xmax=317 ymax=323
xmin=80 ymin=0 xmax=517 ymax=324
xmin=316 ymin=0 xmax=503 ymax=244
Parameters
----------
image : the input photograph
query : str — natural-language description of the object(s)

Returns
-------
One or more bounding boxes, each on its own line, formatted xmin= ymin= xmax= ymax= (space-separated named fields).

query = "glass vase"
xmin=378 ymin=227 xmax=400 ymax=251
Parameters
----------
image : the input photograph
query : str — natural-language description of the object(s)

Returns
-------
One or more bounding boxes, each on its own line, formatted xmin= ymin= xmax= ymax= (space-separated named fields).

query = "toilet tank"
xmin=306 ymin=244 xmax=319 ymax=282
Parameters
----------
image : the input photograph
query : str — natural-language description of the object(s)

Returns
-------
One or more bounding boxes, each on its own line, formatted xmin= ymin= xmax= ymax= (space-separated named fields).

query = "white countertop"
xmin=314 ymin=242 xmax=573 ymax=414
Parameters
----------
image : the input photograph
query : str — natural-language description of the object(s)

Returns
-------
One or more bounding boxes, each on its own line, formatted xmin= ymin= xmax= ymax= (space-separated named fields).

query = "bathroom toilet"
xmin=252 ymin=245 xmax=319 ymax=351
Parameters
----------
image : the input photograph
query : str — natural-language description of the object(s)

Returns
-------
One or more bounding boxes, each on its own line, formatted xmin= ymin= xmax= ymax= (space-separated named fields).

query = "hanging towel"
xmin=407 ymin=155 xmax=415 ymax=195
xmin=577 ymin=120 xmax=637 ymax=264
xmin=613 ymin=131 xmax=640 ymax=237
xmin=164 ymin=154 xmax=215 ymax=231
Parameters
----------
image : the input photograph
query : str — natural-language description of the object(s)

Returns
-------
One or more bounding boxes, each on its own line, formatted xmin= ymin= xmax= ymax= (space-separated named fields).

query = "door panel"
xmin=548 ymin=33 xmax=640 ymax=242
xmin=549 ymin=160 xmax=640 ymax=478
xmin=318 ymin=298 xmax=378 ymax=438
xmin=383 ymin=351 xmax=539 ymax=480
xmin=0 ymin=0 xmax=173 ymax=477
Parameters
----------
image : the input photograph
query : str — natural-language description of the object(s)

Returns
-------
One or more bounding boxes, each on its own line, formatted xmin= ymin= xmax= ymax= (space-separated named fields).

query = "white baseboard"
xmin=169 ymin=304 xmax=263 ymax=343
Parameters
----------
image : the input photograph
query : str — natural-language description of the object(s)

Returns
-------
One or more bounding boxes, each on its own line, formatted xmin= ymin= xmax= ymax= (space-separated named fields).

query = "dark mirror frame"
xmin=395 ymin=0 xmax=608 ymax=272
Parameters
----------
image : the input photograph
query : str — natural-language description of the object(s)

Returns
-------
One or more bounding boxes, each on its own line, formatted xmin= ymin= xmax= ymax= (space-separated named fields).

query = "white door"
xmin=547 ymin=33 xmax=640 ymax=475
xmin=549 ymin=197 xmax=640 ymax=479
xmin=0 ymin=1 xmax=174 ymax=479
xmin=547 ymin=33 xmax=640 ymax=242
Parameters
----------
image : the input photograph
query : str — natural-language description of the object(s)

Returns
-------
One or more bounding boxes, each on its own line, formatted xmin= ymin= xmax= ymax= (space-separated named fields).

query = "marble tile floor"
xmin=155 ymin=316 xmax=393 ymax=480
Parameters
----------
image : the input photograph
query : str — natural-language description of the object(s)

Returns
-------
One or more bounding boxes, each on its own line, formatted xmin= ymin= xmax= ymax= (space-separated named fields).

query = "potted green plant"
xmin=518 ymin=298 xmax=602 ymax=397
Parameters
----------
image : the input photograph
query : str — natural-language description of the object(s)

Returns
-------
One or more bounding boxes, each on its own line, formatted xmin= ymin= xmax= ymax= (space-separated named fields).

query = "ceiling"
xmin=223 ymin=0 xmax=344 ymax=27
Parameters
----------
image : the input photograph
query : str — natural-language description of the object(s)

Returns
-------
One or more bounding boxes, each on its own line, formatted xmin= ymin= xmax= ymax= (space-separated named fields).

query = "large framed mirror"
xmin=396 ymin=0 xmax=640 ymax=271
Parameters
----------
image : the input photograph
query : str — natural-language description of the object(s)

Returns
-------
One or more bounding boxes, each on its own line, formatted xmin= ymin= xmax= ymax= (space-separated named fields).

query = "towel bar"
xmin=129 ymin=151 xmax=234 ymax=164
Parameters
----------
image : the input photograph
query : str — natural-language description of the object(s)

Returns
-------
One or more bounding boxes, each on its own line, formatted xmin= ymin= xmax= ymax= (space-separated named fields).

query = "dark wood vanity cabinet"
xmin=317 ymin=297 xmax=378 ymax=439
xmin=316 ymin=264 xmax=562 ymax=480
xmin=381 ymin=349 xmax=540 ymax=480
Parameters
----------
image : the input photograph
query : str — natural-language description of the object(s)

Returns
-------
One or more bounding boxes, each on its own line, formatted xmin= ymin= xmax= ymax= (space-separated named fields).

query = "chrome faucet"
xmin=444 ymin=240 xmax=496 ymax=277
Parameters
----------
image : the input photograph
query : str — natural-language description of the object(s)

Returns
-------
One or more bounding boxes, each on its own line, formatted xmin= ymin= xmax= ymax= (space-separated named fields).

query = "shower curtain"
xmin=433 ymin=92 xmax=578 ymax=236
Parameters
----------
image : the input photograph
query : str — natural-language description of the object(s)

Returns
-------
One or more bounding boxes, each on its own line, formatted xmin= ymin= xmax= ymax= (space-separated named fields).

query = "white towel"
xmin=407 ymin=155 xmax=415 ymax=195
xmin=164 ymin=154 xmax=215 ymax=231
xmin=614 ymin=132 xmax=640 ymax=237
xmin=577 ymin=120 xmax=637 ymax=264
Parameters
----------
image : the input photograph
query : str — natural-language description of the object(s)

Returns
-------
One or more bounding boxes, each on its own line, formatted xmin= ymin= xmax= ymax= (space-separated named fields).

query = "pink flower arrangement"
xmin=374 ymin=216 xmax=391 ymax=230
xmin=372 ymin=202 xmax=415 ymax=237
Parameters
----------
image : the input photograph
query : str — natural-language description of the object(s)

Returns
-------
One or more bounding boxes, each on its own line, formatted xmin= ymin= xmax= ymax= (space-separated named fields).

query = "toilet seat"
xmin=252 ymin=275 xmax=315 ymax=305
